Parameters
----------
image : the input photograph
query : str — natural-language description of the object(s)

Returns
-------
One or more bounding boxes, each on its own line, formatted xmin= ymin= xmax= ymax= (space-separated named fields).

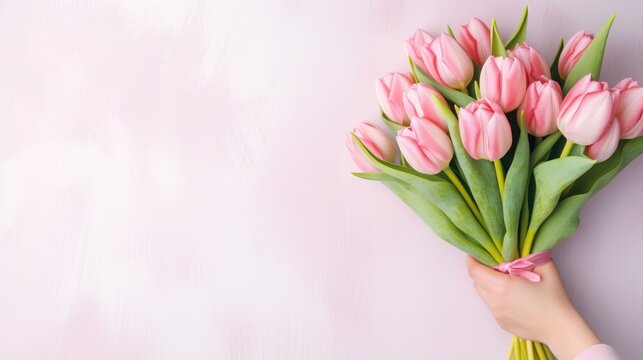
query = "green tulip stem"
xmin=560 ymin=139 xmax=575 ymax=158
xmin=544 ymin=344 xmax=554 ymax=360
xmin=521 ymin=228 xmax=537 ymax=257
xmin=506 ymin=341 xmax=512 ymax=360
xmin=534 ymin=342 xmax=547 ymax=360
xmin=515 ymin=338 xmax=521 ymax=360
xmin=518 ymin=192 xmax=530 ymax=254
xmin=443 ymin=167 xmax=486 ymax=231
xmin=535 ymin=136 xmax=542 ymax=146
xmin=510 ymin=336 xmax=519 ymax=360
xmin=526 ymin=340 xmax=535 ymax=360
xmin=494 ymin=160 xmax=506 ymax=199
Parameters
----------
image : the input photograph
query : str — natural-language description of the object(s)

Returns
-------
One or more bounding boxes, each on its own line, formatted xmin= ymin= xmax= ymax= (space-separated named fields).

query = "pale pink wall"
xmin=0 ymin=0 xmax=641 ymax=359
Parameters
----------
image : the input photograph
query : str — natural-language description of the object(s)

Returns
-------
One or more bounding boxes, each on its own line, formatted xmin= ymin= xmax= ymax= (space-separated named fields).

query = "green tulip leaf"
xmin=528 ymin=156 xmax=596 ymax=235
xmin=490 ymin=19 xmax=507 ymax=57
xmin=380 ymin=175 xmax=497 ymax=266
xmin=563 ymin=14 xmax=616 ymax=94
xmin=550 ymin=38 xmax=565 ymax=84
xmin=351 ymin=134 xmax=501 ymax=260
xmin=436 ymin=100 xmax=506 ymax=245
xmin=412 ymin=62 xmax=475 ymax=107
xmin=533 ymin=137 xmax=643 ymax=251
xmin=530 ymin=131 xmax=562 ymax=167
xmin=447 ymin=24 xmax=455 ymax=38
xmin=380 ymin=110 xmax=406 ymax=135
xmin=571 ymin=137 xmax=643 ymax=195
xmin=505 ymin=6 xmax=528 ymax=50
xmin=501 ymin=115 xmax=529 ymax=261
xmin=474 ymin=81 xmax=481 ymax=99
xmin=531 ymin=194 xmax=586 ymax=253
xmin=351 ymin=172 xmax=389 ymax=181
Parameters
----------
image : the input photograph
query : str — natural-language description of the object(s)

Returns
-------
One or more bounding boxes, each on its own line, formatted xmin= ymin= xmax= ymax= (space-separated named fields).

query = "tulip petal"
xmin=566 ymin=91 xmax=615 ymax=145
xmin=486 ymin=113 xmax=513 ymax=160
xmin=586 ymin=120 xmax=620 ymax=162
xmin=397 ymin=134 xmax=441 ymax=174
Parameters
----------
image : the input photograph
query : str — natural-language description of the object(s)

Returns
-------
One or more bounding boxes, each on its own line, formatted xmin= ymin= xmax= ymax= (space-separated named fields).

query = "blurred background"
xmin=0 ymin=0 xmax=641 ymax=358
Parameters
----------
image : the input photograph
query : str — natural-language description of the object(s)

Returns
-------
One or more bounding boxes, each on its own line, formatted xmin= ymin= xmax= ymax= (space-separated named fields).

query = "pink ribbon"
xmin=494 ymin=251 xmax=552 ymax=282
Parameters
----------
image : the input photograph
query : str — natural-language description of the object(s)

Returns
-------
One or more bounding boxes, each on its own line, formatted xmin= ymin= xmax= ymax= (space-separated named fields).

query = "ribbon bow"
xmin=494 ymin=251 xmax=552 ymax=282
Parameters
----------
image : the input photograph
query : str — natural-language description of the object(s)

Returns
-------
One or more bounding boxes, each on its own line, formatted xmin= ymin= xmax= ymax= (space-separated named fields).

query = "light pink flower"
xmin=613 ymin=78 xmax=643 ymax=139
xmin=508 ymin=43 xmax=551 ymax=83
xmin=346 ymin=122 xmax=397 ymax=172
xmin=375 ymin=72 xmax=414 ymax=125
xmin=480 ymin=56 xmax=527 ymax=112
xmin=586 ymin=119 xmax=620 ymax=162
xmin=558 ymin=31 xmax=594 ymax=80
xmin=397 ymin=117 xmax=453 ymax=174
xmin=454 ymin=18 xmax=491 ymax=67
xmin=420 ymin=33 xmax=474 ymax=90
xmin=518 ymin=77 xmax=562 ymax=136
xmin=402 ymin=83 xmax=449 ymax=132
xmin=557 ymin=74 xmax=620 ymax=145
xmin=405 ymin=29 xmax=434 ymax=74
xmin=458 ymin=98 xmax=513 ymax=161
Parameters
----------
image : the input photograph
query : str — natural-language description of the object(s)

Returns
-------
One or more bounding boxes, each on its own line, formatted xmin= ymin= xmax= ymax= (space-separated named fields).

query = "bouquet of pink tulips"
xmin=346 ymin=7 xmax=642 ymax=360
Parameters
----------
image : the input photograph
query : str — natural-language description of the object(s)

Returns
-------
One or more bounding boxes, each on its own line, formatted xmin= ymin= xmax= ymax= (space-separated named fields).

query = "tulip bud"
xmin=405 ymin=29 xmax=434 ymax=74
xmin=518 ymin=77 xmax=562 ymax=136
xmin=586 ymin=120 xmax=620 ymax=162
xmin=558 ymin=31 xmax=594 ymax=80
xmin=508 ymin=43 xmax=551 ymax=83
xmin=375 ymin=72 xmax=414 ymax=125
xmin=613 ymin=78 xmax=643 ymax=139
xmin=454 ymin=18 xmax=491 ymax=67
xmin=397 ymin=117 xmax=453 ymax=174
xmin=346 ymin=122 xmax=397 ymax=172
xmin=458 ymin=98 xmax=512 ymax=161
xmin=557 ymin=74 xmax=620 ymax=145
xmin=402 ymin=83 xmax=449 ymax=132
xmin=480 ymin=56 xmax=527 ymax=112
xmin=420 ymin=33 xmax=474 ymax=90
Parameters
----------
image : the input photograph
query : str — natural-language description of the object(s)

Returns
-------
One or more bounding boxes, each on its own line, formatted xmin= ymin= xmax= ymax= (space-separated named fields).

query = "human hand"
xmin=465 ymin=256 xmax=601 ymax=360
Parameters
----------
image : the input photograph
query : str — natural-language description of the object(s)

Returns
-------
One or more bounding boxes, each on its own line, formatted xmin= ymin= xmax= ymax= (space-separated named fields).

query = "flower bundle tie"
xmin=494 ymin=251 xmax=551 ymax=282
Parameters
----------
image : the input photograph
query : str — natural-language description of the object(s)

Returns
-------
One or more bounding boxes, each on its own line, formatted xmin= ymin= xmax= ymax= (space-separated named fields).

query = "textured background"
xmin=0 ymin=0 xmax=641 ymax=359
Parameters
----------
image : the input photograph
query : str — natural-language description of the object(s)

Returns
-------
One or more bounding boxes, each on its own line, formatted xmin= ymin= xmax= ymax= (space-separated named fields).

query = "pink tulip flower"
xmin=613 ymin=78 xmax=643 ymax=139
xmin=454 ymin=18 xmax=491 ymax=67
xmin=405 ymin=29 xmax=434 ymax=74
xmin=346 ymin=122 xmax=398 ymax=172
xmin=480 ymin=56 xmax=527 ymax=112
xmin=557 ymin=74 xmax=620 ymax=145
xmin=420 ymin=33 xmax=474 ymax=90
xmin=586 ymin=119 xmax=620 ymax=162
xmin=375 ymin=72 xmax=414 ymax=125
xmin=402 ymin=83 xmax=449 ymax=132
xmin=518 ymin=77 xmax=562 ymax=136
xmin=397 ymin=117 xmax=454 ymax=174
xmin=458 ymin=98 xmax=513 ymax=161
xmin=558 ymin=31 xmax=594 ymax=80
xmin=508 ymin=43 xmax=551 ymax=83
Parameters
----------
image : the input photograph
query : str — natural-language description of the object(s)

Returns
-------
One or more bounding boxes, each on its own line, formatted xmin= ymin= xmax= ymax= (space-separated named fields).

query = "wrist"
xmin=544 ymin=305 xmax=600 ymax=360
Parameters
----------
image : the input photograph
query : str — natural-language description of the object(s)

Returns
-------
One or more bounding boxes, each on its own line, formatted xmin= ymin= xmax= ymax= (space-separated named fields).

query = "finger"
xmin=466 ymin=255 xmax=508 ymax=288
xmin=473 ymin=281 xmax=491 ymax=299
